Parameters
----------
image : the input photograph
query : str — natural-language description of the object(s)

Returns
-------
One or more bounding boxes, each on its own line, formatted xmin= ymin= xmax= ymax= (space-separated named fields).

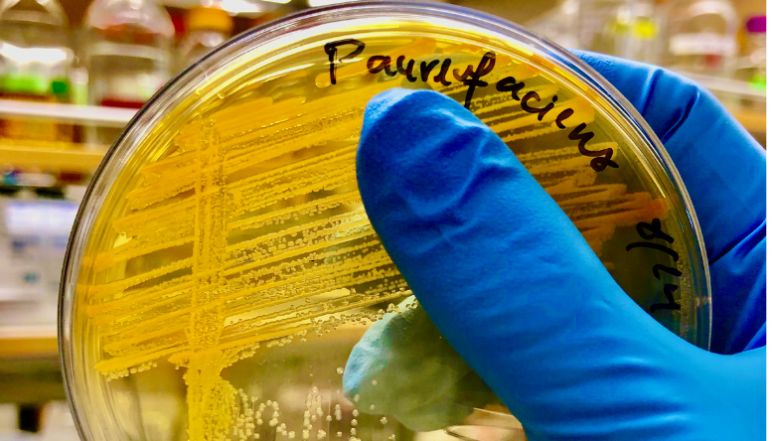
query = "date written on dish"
xmin=324 ymin=39 xmax=617 ymax=172
xmin=626 ymin=218 xmax=683 ymax=313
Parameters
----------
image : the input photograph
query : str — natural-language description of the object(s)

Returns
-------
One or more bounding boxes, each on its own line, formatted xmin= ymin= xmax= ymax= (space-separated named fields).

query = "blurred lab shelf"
xmin=0 ymin=143 xmax=107 ymax=173
xmin=0 ymin=100 xmax=134 ymax=128
xmin=0 ymin=99 xmax=132 ymax=173
xmin=680 ymin=71 xmax=767 ymax=102
xmin=0 ymin=326 xmax=57 ymax=359
xmin=0 ymin=326 xmax=62 ymax=405
xmin=728 ymin=106 xmax=767 ymax=135
xmin=677 ymin=71 xmax=767 ymax=138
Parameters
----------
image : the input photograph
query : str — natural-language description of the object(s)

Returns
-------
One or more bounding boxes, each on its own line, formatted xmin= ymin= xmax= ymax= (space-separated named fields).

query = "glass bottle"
xmin=576 ymin=0 xmax=627 ymax=51
xmin=83 ymin=0 xmax=174 ymax=145
xmin=0 ymin=0 xmax=74 ymax=142
xmin=597 ymin=0 xmax=662 ymax=64
xmin=664 ymin=0 xmax=739 ymax=76
xmin=178 ymin=7 xmax=233 ymax=71
xmin=735 ymin=16 xmax=765 ymax=91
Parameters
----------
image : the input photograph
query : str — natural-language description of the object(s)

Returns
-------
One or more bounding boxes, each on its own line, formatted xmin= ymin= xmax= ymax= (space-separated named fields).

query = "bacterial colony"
xmin=76 ymin=36 xmax=669 ymax=441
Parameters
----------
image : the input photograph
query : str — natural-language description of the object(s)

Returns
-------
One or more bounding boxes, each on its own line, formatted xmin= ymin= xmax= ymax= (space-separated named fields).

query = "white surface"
xmin=0 ymin=99 xmax=134 ymax=128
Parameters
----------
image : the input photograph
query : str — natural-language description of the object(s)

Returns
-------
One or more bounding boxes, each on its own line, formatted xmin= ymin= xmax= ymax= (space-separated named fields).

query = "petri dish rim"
xmin=58 ymin=3 xmax=713 ymax=440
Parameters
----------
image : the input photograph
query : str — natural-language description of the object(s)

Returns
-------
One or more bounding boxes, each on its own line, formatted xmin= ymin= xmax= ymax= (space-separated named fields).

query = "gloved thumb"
xmin=355 ymin=89 xmax=764 ymax=440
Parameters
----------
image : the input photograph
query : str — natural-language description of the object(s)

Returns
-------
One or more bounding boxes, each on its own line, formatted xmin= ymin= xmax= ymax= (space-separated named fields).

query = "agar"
xmin=75 ymin=34 xmax=672 ymax=441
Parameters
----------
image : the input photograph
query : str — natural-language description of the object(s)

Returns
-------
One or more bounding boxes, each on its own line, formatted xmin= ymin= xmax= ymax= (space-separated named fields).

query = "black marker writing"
xmin=569 ymin=123 xmax=619 ymax=172
xmin=433 ymin=59 xmax=452 ymax=86
xmin=396 ymin=56 xmax=417 ymax=82
xmin=637 ymin=218 xmax=674 ymax=243
xmin=452 ymin=51 xmax=496 ymax=109
xmin=625 ymin=242 xmax=680 ymax=261
xmin=554 ymin=108 xmax=573 ymax=129
xmin=521 ymin=91 xmax=558 ymax=121
xmin=419 ymin=59 xmax=440 ymax=82
xmin=494 ymin=75 xmax=618 ymax=172
xmin=367 ymin=56 xmax=392 ymax=76
xmin=326 ymin=39 xmax=493 ymax=109
xmin=496 ymin=76 xmax=526 ymax=100
xmin=324 ymin=40 xmax=617 ymax=172
xmin=652 ymin=263 xmax=682 ymax=279
xmin=626 ymin=219 xmax=682 ymax=313
xmin=324 ymin=39 xmax=366 ymax=85
xmin=655 ymin=284 xmax=681 ymax=313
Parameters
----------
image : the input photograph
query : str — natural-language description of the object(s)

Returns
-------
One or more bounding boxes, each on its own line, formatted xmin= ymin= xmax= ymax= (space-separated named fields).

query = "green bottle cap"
xmin=749 ymin=74 xmax=766 ymax=92
xmin=52 ymin=78 xmax=71 ymax=96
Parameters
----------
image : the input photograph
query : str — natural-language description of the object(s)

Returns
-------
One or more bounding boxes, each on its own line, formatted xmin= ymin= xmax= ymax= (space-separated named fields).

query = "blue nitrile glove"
xmin=343 ymin=52 xmax=765 ymax=440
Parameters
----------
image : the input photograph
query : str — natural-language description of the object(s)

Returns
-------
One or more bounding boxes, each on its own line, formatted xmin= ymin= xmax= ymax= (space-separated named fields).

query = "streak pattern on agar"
xmin=75 ymin=36 xmax=669 ymax=441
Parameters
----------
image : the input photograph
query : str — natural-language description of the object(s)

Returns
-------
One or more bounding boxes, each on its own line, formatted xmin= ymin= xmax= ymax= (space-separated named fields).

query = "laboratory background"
xmin=0 ymin=0 xmax=765 ymax=439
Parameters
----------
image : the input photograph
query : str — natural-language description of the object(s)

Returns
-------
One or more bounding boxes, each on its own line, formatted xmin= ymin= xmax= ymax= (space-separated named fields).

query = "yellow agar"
xmin=67 ymin=26 xmax=684 ymax=441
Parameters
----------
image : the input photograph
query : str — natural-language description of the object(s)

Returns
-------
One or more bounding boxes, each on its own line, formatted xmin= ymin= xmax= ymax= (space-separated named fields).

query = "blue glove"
xmin=343 ymin=52 xmax=765 ymax=440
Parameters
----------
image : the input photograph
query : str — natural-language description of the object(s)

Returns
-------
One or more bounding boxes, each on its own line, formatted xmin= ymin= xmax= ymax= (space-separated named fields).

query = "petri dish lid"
xmin=59 ymin=3 xmax=711 ymax=441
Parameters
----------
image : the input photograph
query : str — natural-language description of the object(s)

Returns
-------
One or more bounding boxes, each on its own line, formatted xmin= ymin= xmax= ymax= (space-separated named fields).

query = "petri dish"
xmin=59 ymin=3 xmax=711 ymax=441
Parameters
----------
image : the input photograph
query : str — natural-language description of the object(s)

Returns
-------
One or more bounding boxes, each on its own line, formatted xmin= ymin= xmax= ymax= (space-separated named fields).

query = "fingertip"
xmin=360 ymin=88 xmax=425 ymax=137
xmin=357 ymin=89 xmax=476 ymax=188
xmin=359 ymin=88 xmax=465 ymax=144
xmin=356 ymin=88 xmax=523 ymax=244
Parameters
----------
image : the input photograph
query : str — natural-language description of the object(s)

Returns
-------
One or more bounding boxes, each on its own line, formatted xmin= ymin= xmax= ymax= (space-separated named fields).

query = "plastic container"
xmin=178 ymin=7 xmax=233 ymax=71
xmin=0 ymin=0 xmax=74 ymax=142
xmin=82 ymin=0 xmax=174 ymax=145
xmin=664 ymin=0 xmax=739 ymax=76
xmin=59 ymin=3 xmax=711 ymax=441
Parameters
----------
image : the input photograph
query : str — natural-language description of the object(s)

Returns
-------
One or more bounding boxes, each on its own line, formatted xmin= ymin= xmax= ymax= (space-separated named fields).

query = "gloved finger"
xmin=574 ymin=51 xmax=767 ymax=354
xmin=573 ymin=51 xmax=765 ymax=263
xmin=342 ymin=298 xmax=499 ymax=431
xmin=355 ymin=88 xmax=723 ymax=439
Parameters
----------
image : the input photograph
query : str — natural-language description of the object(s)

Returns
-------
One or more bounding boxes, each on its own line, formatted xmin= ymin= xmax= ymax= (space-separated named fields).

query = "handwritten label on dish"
xmin=324 ymin=40 xmax=618 ymax=172
xmin=626 ymin=218 xmax=683 ymax=312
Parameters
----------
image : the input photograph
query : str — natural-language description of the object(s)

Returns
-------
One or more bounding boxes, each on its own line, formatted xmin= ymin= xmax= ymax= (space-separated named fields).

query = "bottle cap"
xmin=746 ymin=15 xmax=766 ymax=34
xmin=186 ymin=6 xmax=233 ymax=34
xmin=1 ymin=74 xmax=49 ymax=95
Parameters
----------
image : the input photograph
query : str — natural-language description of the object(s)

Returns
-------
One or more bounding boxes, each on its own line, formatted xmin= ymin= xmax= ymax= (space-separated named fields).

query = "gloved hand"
xmin=343 ymin=52 xmax=766 ymax=440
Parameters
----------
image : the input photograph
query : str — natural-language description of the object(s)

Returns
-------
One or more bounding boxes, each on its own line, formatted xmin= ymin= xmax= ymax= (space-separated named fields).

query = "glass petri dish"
xmin=59 ymin=3 xmax=711 ymax=441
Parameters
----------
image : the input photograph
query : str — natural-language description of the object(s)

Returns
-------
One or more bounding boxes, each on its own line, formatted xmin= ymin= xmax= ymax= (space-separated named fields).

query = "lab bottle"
xmin=0 ymin=0 xmax=74 ymax=142
xmin=178 ymin=7 xmax=233 ymax=71
xmin=664 ymin=0 xmax=738 ymax=76
xmin=735 ymin=16 xmax=765 ymax=90
xmin=597 ymin=0 xmax=662 ymax=64
xmin=82 ymin=0 xmax=174 ymax=145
